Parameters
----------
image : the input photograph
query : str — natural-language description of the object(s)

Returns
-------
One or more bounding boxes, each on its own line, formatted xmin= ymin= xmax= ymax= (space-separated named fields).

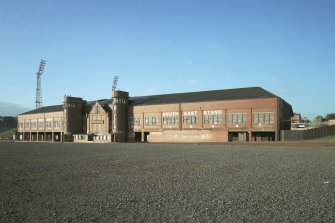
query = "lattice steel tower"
xmin=112 ymin=75 xmax=119 ymax=95
xmin=35 ymin=59 xmax=46 ymax=109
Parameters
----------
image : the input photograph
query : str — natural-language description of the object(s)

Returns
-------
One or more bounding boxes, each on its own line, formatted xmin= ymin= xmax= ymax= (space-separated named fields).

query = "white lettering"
xmin=162 ymin=112 xmax=179 ymax=117
xmin=183 ymin=111 xmax=198 ymax=116
xmin=204 ymin=110 xmax=222 ymax=115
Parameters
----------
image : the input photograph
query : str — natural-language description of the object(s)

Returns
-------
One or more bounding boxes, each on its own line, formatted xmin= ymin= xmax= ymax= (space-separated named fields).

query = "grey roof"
xmin=20 ymin=105 xmax=64 ymax=115
xmin=129 ymin=87 xmax=279 ymax=106
xmin=19 ymin=87 xmax=287 ymax=115
xmin=19 ymin=99 xmax=114 ymax=116
xmin=86 ymin=99 xmax=113 ymax=113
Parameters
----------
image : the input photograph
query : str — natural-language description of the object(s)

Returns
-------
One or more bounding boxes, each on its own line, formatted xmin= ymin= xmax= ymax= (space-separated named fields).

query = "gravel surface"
xmin=0 ymin=142 xmax=335 ymax=222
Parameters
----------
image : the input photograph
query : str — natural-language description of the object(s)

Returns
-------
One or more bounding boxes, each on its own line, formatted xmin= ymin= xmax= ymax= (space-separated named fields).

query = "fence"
xmin=281 ymin=125 xmax=335 ymax=141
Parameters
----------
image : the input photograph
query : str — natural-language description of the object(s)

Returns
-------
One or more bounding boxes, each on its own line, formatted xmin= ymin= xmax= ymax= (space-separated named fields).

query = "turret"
xmin=111 ymin=90 xmax=129 ymax=142
xmin=63 ymin=96 xmax=84 ymax=141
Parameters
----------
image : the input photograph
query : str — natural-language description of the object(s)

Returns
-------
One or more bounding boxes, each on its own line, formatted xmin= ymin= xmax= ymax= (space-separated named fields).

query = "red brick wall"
xmin=129 ymin=97 xmax=282 ymax=142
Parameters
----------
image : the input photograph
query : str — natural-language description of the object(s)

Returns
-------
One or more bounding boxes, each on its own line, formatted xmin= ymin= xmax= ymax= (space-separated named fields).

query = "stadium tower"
xmin=35 ymin=59 xmax=46 ymax=109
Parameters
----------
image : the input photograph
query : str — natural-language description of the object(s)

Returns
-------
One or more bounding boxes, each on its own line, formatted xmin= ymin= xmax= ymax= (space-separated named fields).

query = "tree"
xmin=314 ymin=115 xmax=325 ymax=123
xmin=301 ymin=117 xmax=310 ymax=124
xmin=326 ymin=113 xmax=335 ymax=121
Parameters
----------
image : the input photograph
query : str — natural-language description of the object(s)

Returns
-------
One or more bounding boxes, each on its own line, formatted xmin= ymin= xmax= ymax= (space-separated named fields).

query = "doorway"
xmin=135 ymin=132 xmax=142 ymax=142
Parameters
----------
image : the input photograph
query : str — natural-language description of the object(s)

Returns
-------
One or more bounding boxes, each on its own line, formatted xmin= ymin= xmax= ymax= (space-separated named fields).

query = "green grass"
xmin=0 ymin=128 xmax=16 ymax=138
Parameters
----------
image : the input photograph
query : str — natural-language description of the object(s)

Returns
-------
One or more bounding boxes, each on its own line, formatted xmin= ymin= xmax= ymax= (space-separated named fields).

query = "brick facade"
xmin=128 ymin=97 xmax=291 ymax=142
xmin=17 ymin=87 xmax=293 ymax=143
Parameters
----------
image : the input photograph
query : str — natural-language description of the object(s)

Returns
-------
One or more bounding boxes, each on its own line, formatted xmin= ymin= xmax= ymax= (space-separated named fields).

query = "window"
xmin=183 ymin=111 xmax=198 ymax=125
xmin=228 ymin=113 xmax=247 ymax=124
xmin=238 ymin=114 xmax=242 ymax=123
xmin=24 ymin=121 xmax=30 ymax=129
xmin=163 ymin=116 xmax=178 ymax=125
xmin=32 ymin=121 xmax=37 ymax=128
xmin=45 ymin=121 xmax=52 ymax=128
xmin=134 ymin=117 xmax=141 ymax=126
xmin=204 ymin=110 xmax=222 ymax=125
xmin=253 ymin=112 xmax=275 ymax=124
xmin=53 ymin=120 xmax=61 ymax=128
xmin=254 ymin=113 xmax=259 ymax=124
xmin=233 ymin=115 xmax=237 ymax=124
xmin=144 ymin=117 xmax=160 ymax=126
xmin=213 ymin=115 xmax=219 ymax=124
xmin=204 ymin=115 xmax=209 ymax=124
xmin=259 ymin=113 xmax=263 ymax=123
xmin=163 ymin=112 xmax=179 ymax=126
xmin=264 ymin=113 xmax=270 ymax=123
xmin=228 ymin=114 xmax=233 ymax=124
xmin=270 ymin=113 xmax=274 ymax=123
xmin=208 ymin=115 xmax=213 ymax=124
xmin=38 ymin=120 xmax=44 ymax=128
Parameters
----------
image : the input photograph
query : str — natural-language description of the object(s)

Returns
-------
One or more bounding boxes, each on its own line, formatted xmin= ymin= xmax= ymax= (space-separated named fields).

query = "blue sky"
xmin=0 ymin=0 xmax=334 ymax=119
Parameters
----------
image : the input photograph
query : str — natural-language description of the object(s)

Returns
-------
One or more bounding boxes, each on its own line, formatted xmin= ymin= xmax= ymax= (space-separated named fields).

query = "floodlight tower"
xmin=112 ymin=76 xmax=119 ymax=96
xmin=35 ymin=59 xmax=46 ymax=109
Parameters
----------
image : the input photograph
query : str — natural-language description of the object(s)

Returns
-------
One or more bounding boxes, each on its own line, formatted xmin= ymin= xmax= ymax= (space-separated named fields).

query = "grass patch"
xmin=0 ymin=128 xmax=16 ymax=138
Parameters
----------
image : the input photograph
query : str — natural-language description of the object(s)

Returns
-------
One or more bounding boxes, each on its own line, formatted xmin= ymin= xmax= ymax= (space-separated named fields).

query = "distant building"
xmin=328 ymin=120 xmax=335 ymax=126
xmin=291 ymin=113 xmax=301 ymax=123
xmin=16 ymin=87 xmax=293 ymax=143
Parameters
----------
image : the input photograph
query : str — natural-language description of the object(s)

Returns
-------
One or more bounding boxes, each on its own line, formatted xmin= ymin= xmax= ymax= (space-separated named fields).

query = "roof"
xmin=18 ymin=87 xmax=288 ymax=115
xmin=19 ymin=99 xmax=114 ymax=116
xmin=129 ymin=87 xmax=278 ymax=106
xmin=87 ymin=100 xmax=113 ymax=113
xmin=20 ymin=105 xmax=64 ymax=115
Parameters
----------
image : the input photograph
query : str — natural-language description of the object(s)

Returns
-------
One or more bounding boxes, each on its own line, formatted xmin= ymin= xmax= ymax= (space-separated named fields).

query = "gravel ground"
xmin=0 ymin=142 xmax=335 ymax=222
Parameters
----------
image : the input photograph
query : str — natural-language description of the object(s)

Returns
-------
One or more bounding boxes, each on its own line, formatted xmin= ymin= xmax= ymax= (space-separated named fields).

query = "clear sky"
xmin=0 ymin=0 xmax=334 ymax=119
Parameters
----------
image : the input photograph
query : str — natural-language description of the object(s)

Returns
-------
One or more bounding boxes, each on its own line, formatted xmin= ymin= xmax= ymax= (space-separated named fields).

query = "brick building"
xmin=291 ymin=113 xmax=301 ymax=123
xmin=17 ymin=87 xmax=293 ymax=143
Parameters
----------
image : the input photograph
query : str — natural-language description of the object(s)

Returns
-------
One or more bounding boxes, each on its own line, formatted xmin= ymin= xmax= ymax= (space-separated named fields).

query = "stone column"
xmin=141 ymin=131 xmax=144 ymax=142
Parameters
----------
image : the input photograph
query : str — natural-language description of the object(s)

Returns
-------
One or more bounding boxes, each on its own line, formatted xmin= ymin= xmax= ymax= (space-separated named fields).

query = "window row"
xmin=182 ymin=111 xmax=198 ymax=125
xmin=182 ymin=115 xmax=199 ymax=125
xmin=145 ymin=117 xmax=160 ymax=126
xmin=253 ymin=112 xmax=275 ymax=124
xmin=133 ymin=111 xmax=275 ymax=127
xmin=91 ymin=115 xmax=104 ymax=121
xmin=92 ymin=124 xmax=104 ymax=131
xmin=204 ymin=114 xmax=222 ymax=125
xmin=227 ymin=113 xmax=247 ymax=124
xmin=19 ymin=120 xmax=63 ymax=129
xmin=114 ymin=98 xmax=127 ymax=104
xmin=163 ymin=116 xmax=179 ymax=126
